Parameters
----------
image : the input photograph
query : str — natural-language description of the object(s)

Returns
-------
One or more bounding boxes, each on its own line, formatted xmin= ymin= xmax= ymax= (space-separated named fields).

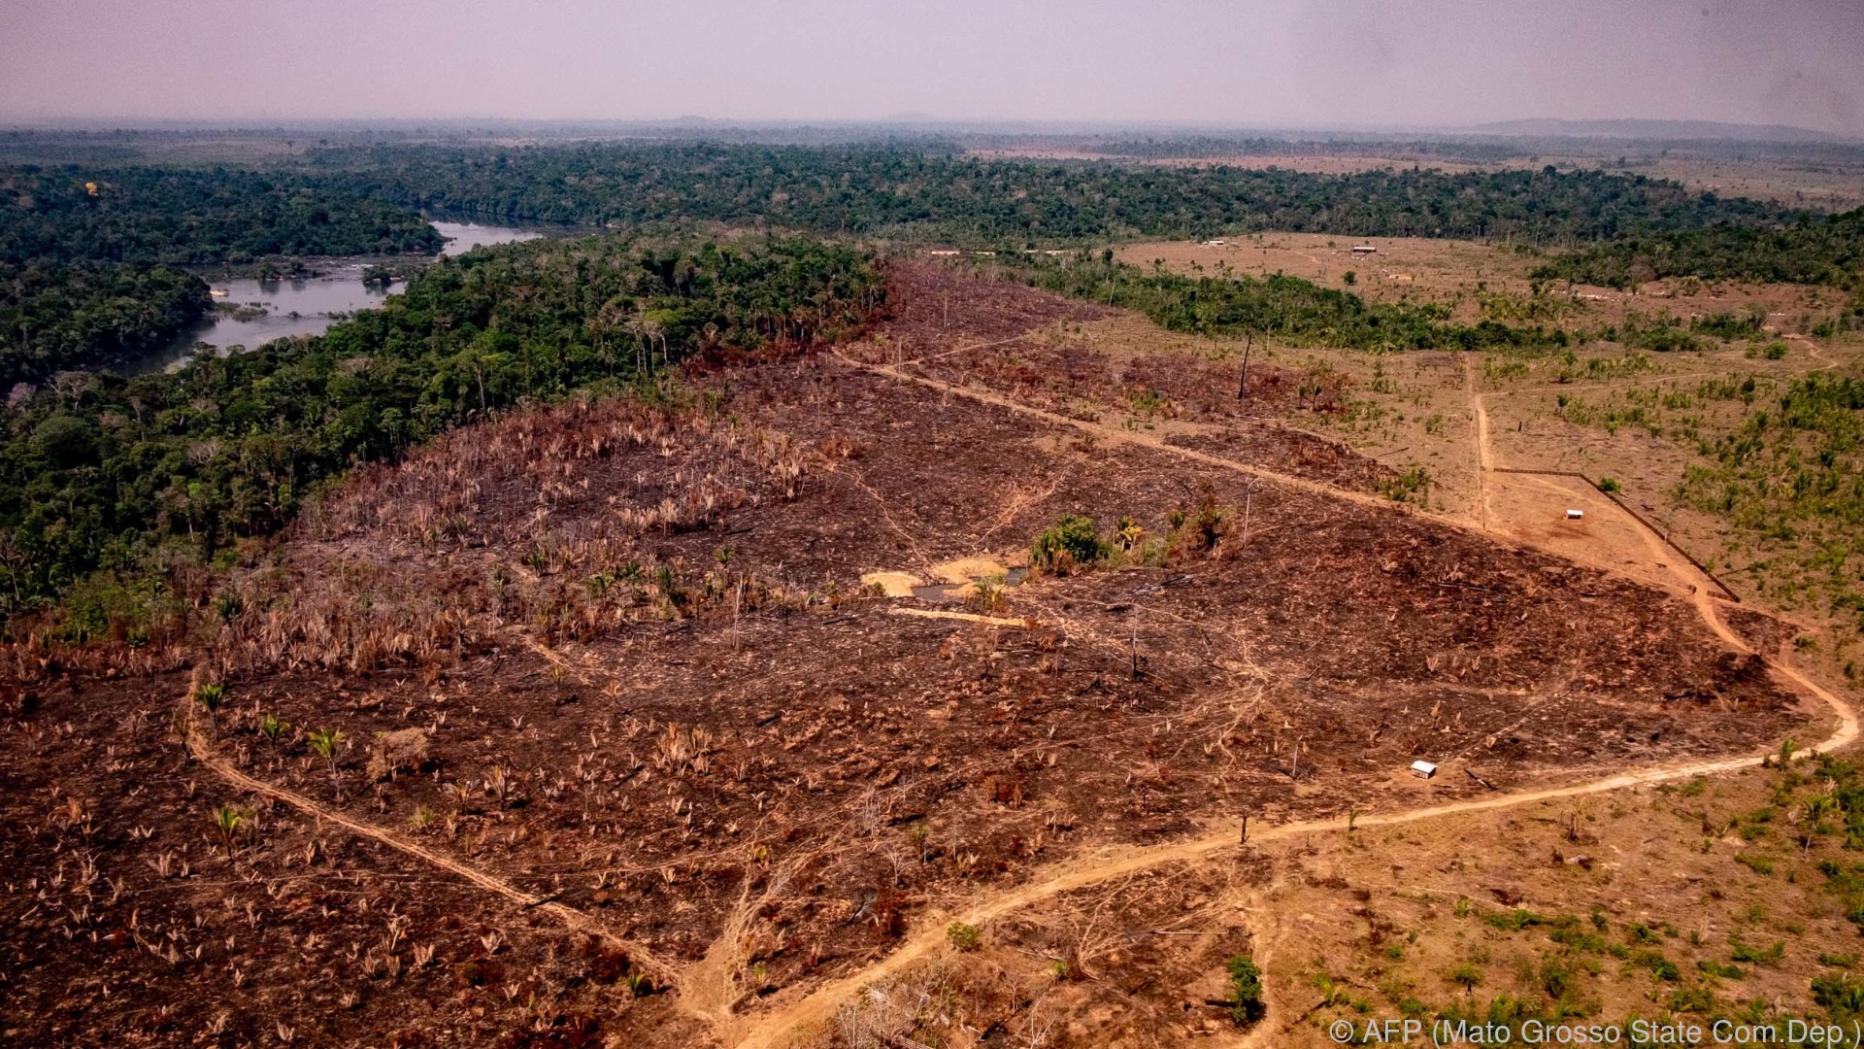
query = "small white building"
xmin=1351 ymin=244 xmax=1378 ymax=256
xmin=1565 ymin=509 xmax=1585 ymax=520
xmin=1410 ymin=760 xmax=1438 ymax=780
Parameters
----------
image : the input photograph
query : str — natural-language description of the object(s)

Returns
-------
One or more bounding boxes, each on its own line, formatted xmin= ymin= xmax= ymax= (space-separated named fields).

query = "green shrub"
xmin=1814 ymin=972 xmax=1864 ymax=1019
xmin=1030 ymin=514 xmax=1106 ymax=574
xmin=1384 ymin=464 xmax=1431 ymax=504
xmin=1633 ymin=950 xmax=1680 ymax=981
xmin=307 ymin=728 xmax=345 ymax=773
xmin=1730 ymin=936 xmax=1784 ymax=965
xmin=194 ymin=682 xmax=225 ymax=711
xmin=1484 ymin=908 xmax=1548 ymax=931
xmin=946 ymin=922 xmax=980 ymax=952
xmin=1734 ymin=852 xmax=1776 ymax=876
xmin=1226 ymin=955 xmax=1264 ymax=1025
xmin=1167 ymin=498 xmax=1230 ymax=559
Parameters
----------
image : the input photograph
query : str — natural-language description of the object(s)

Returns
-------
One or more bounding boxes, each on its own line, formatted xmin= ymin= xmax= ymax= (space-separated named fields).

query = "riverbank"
xmin=129 ymin=220 xmax=551 ymax=375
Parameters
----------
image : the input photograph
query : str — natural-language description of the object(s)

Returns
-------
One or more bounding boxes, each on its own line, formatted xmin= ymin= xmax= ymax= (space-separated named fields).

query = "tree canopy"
xmin=0 ymin=233 xmax=882 ymax=617
xmin=1534 ymin=207 xmax=1864 ymax=289
xmin=0 ymin=165 xmax=442 ymax=382
xmin=308 ymin=143 xmax=1791 ymax=245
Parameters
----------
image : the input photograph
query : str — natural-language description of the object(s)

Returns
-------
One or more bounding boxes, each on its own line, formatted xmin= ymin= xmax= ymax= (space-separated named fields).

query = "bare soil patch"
xmin=0 ymin=264 xmax=1817 ymax=1048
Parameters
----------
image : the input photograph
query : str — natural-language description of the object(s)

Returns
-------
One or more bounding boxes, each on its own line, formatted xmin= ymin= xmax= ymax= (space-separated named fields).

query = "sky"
xmin=2 ymin=0 xmax=1861 ymax=135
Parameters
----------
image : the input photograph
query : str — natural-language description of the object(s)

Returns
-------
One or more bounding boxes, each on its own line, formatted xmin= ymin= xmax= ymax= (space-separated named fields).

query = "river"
xmin=129 ymin=220 xmax=548 ymax=375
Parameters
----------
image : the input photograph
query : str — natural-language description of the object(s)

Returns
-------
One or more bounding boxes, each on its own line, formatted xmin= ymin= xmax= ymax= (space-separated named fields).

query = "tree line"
xmin=1533 ymin=207 xmax=1864 ymax=289
xmin=5 ymin=143 xmax=1834 ymax=387
xmin=307 ymin=142 xmax=1791 ymax=246
xmin=309 ymin=141 xmax=1864 ymax=290
xmin=1016 ymin=252 xmax=1564 ymax=352
xmin=0 ymin=234 xmax=883 ymax=622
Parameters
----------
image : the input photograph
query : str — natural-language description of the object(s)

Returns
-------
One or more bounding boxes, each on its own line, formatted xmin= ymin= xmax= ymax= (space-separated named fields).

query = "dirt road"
xmin=178 ymin=694 xmax=698 ymax=1009
xmin=721 ymin=348 xmax=1861 ymax=1049
xmin=170 ymin=343 xmax=1859 ymax=1049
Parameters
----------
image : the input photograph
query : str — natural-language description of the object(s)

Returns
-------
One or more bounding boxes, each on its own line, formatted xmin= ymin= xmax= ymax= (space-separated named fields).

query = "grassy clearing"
xmin=1285 ymin=753 xmax=1864 ymax=1046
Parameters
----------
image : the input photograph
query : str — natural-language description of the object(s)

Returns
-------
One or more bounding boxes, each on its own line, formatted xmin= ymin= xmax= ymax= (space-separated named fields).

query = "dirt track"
xmin=178 ymin=691 xmax=697 ymax=1005
xmin=720 ymin=344 xmax=1860 ymax=1049
xmin=154 ymin=308 xmax=1859 ymax=1049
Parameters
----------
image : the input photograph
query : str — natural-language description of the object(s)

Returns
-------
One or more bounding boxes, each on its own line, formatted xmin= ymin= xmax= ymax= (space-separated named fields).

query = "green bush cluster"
xmin=1030 ymin=514 xmax=1108 ymax=575
xmin=1227 ymin=955 xmax=1264 ymax=1025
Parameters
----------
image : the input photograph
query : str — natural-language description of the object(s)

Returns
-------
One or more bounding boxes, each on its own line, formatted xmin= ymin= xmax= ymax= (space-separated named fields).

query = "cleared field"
xmin=848 ymin=746 xmax=1864 ymax=1048
xmin=1102 ymin=239 xmax=1864 ymax=670
xmin=1608 ymin=155 xmax=1864 ymax=212
xmin=4 ymin=264 xmax=1838 ymax=1048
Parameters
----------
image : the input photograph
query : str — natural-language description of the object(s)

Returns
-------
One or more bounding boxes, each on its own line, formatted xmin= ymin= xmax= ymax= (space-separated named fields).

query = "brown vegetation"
xmin=0 ymin=263 xmax=1821 ymax=1048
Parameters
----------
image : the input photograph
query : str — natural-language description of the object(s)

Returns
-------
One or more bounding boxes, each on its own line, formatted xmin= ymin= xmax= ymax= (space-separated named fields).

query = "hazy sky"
xmin=3 ymin=0 xmax=1861 ymax=134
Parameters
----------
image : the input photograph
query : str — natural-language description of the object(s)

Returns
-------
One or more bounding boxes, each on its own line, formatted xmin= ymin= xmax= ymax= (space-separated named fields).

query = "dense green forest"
xmin=2 ymin=143 xmax=1817 ymax=385
xmin=0 ymin=166 xmax=441 ymax=267
xmin=0 ymin=165 xmax=441 ymax=383
xmin=310 ymin=143 xmax=1791 ymax=245
xmin=1535 ymin=207 xmax=1864 ymax=288
xmin=1014 ymin=253 xmax=1562 ymax=352
xmin=0 ymin=234 xmax=882 ymax=622
xmin=1 ymin=262 xmax=211 ymax=382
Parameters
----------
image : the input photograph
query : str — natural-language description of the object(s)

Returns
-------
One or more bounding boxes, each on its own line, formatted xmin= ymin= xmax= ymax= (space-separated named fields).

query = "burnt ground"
xmin=0 ymin=263 xmax=1812 ymax=1048
xmin=827 ymin=855 xmax=1272 ymax=1048
xmin=844 ymin=264 xmax=1380 ymax=494
xmin=856 ymin=263 xmax=1335 ymax=424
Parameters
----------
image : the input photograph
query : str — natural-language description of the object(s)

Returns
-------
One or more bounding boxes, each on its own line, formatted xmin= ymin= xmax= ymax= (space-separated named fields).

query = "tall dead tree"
xmin=1236 ymin=330 xmax=1253 ymax=401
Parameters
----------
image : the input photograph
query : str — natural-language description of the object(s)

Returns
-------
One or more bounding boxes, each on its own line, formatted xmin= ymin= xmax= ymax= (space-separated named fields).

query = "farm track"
xmin=177 ymin=694 xmax=701 ymax=1015
xmin=717 ymin=348 xmax=1862 ymax=1049
xmin=169 ymin=341 xmax=1860 ymax=1049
